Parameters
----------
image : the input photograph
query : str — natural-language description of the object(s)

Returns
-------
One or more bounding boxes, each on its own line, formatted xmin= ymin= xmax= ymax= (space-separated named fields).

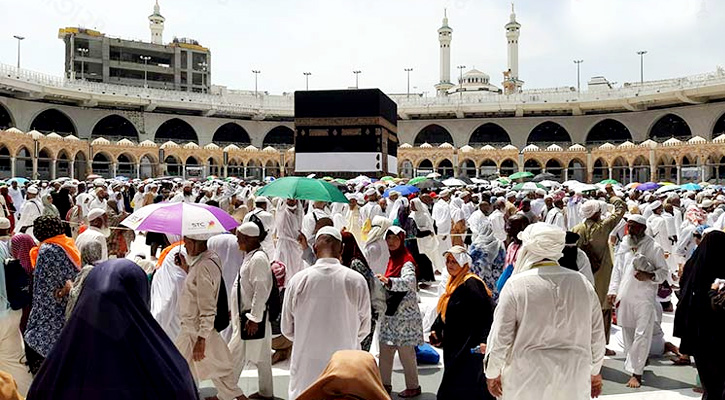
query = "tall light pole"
xmin=77 ymin=47 xmax=89 ymax=80
xmin=637 ymin=50 xmax=647 ymax=85
xmin=13 ymin=35 xmax=25 ymax=69
xmin=353 ymin=70 xmax=361 ymax=89
xmin=252 ymin=70 xmax=261 ymax=97
xmin=457 ymin=65 xmax=466 ymax=99
xmin=404 ymin=68 xmax=413 ymax=98
xmin=198 ymin=61 xmax=208 ymax=92
xmin=573 ymin=59 xmax=583 ymax=92
xmin=140 ymin=55 xmax=151 ymax=88
xmin=303 ymin=72 xmax=311 ymax=90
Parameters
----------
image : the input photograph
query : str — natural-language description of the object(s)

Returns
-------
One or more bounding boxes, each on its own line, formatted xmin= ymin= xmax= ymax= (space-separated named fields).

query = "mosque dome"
xmin=91 ymin=137 xmax=110 ymax=145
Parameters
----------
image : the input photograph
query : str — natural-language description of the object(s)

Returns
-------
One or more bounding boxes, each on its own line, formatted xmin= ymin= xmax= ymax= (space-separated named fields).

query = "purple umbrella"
xmin=121 ymin=202 xmax=239 ymax=236
xmin=635 ymin=182 xmax=661 ymax=191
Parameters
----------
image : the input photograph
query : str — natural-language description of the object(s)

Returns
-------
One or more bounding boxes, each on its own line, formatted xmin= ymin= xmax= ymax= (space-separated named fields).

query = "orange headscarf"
xmin=30 ymin=234 xmax=82 ymax=270
xmin=155 ymin=241 xmax=185 ymax=270
xmin=437 ymin=265 xmax=489 ymax=323
xmin=297 ymin=350 xmax=390 ymax=400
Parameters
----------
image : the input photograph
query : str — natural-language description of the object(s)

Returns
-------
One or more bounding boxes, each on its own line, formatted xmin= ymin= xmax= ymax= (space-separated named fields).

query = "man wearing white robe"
xmin=150 ymin=243 xmax=187 ymax=341
xmin=545 ymin=199 xmax=566 ymax=231
xmin=566 ymin=191 xmax=585 ymax=230
xmin=282 ymin=227 xmax=371 ymax=400
xmin=488 ymin=200 xmax=507 ymax=242
xmin=359 ymin=189 xmax=384 ymax=241
xmin=229 ymin=223 xmax=274 ymax=399
xmin=208 ymin=233 xmax=246 ymax=343
xmin=607 ymin=215 xmax=669 ymax=388
xmin=301 ymin=201 xmax=330 ymax=242
xmin=243 ymin=197 xmax=275 ymax=257
xmin=14 ymin=186 xmax=43 ymax=237
xmin=75 ymin=208 xmax=110 ymax=262
xmin=8 ymin=181 xmax=24 ymax=216
xmin=484 ymin=223 xmax=606 ymax=400
xmin=273 ymin=199 xmax=305 ymax=281
xmin=410 ymin=198 xmax=441 ymax=273
xmin=432 ymin=190 xmax=452 ymax=271
xmin=175 ymin=233 xmax=245 ymax=400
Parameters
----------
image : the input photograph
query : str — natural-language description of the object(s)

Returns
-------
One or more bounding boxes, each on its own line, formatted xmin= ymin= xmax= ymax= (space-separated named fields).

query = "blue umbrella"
xmin=383 ymin=185 xmax=419 ymax=197
xmin=635 ymin=182 xmax=661 ymax=191
xmin=8 ymin=177 xmax=29 ymax=185
xmin=680 ymin=182 xmax=702 ymax=191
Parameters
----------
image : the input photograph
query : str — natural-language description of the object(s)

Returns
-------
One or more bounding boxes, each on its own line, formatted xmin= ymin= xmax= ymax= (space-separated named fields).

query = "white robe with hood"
xmin=150 ymin=244 xmax=187 ymax=341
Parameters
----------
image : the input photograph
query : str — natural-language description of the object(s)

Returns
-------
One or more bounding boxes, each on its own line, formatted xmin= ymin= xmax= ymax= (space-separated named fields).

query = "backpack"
xmin=210 ymin=259 xmax=230 ymax=332
xmin=4 ymin=259 xmax=32 ymax=310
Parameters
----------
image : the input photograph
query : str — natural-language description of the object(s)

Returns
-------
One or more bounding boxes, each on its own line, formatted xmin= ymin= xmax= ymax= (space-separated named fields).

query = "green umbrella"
xmin=599 ymin=179 xmax=619 ymax=185
xmin=255 ymin=177 xmax=348 ymax=203
xmin=509 ymin=171 xmax=534 ymax=180
xmin=380 ymin=176 xmax=395 ymax=182
xmin=512 ymin=182 xmax=545 ymax=191
xmin=407 ymin=176 xmax=428 ymax=185
xmin=496 ymin=177 xmax=511 ymax=185
xmin=334 ymin=178 xmax=348 ymax=184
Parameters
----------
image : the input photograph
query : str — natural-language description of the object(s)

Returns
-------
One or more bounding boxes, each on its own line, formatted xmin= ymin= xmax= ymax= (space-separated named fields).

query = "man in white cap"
xmin=229 ymin=222 xmax=274 ymax=400
xmin=243 ymin=196 xmax=275 ymax=257
xmin=172 ymin=181 xmax=196 ymax=203
xmin=572 ymin=190 xmax=626 ymax=354
xmin=531 ymin=188 xmax=548 ymax=221
xmin=175 ymin=232 xmax=246 ymax=400
xmin=432 ymin=190 xmax=453 ymax=272
xmin=545 ymin=198 xmax=566 ymax=231
xmin=75 ymin=208 xmax=110 ymax=262
xmin=484 ymin=223 xmax=605 ymax=400
xmin=301 ymin=201 xmax=330 ymax=242
xmin=566 ymin=189 xmax=585 ymax=230
xmin=132 ymin=184 xmax=145 ymax=211
xmin=607 ymin=214 xmax=669 ymax=388
xmin=89 ymin=186 xmax=108 ymax=211
xmin=8 ymin=180 xmax=24 ymax=215
xmin=282 ymin=226 xmax=371 ymax=400
xmin=14 ymin=185 xmax=43 ymax=236
xmin=359 ymin=188 xmax=384 ymax=241
xmin=645 ymin=201 xmax=671 ymax=260
xmin=0 ymin=217 xmax=11 ymax=260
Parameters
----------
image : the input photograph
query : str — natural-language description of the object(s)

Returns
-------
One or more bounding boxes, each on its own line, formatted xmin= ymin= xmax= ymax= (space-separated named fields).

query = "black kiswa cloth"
xmin=27 ymin=259 xmax=199 ymax=400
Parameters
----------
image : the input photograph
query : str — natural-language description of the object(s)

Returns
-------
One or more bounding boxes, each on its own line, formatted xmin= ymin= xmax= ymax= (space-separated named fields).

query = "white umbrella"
xmin=574 ymin=183 xmax=599 ymax=192
xmin=426 ymin=172 xmax=442 ymax=179
xmin=562 ymin=180 xmax=581 ymax=187
xmin=442 ymin=178 xmax=467 ymax=187
xmin=471 ymin=178 xmax=490 ymax=185
xmin=518 ymin=182 xmax=541 ymax=191
xmin=540 ymin=180 xmax=560 ymax=188
xmin=656 ymin=185 xmax=681 ymax=194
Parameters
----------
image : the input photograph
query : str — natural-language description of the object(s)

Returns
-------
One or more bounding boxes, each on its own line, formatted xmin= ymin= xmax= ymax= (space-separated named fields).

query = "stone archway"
xmin=417 ymin=159 xmax=434 ymax=177
xmin=469 ymin=123 xmax=511 ymax=146
xmin=30 ymin=109 xmax=77 ymax=135
xmin=139 ymin=154 xmax=157 ymax=179
xmin=649 ymin=114 xmax=691 ymax=141
xmin=479 ymin=159 xmax=497 ymax=178
xmin=0 ymin=104 xmax=14 ymax=130
xmin=116 ymin=153 xmax=137 ymax=178
xmin=74 ymin=152 xmax=88 ymax=181
xmin=528 ymin=122 xmax=572 ymax=146
xmin=592 ymin=158 xmax=608 ymax=182
xmin=436 ymin=159 xmax=454 ymax=178
xmin=586 ymin=119 xmax=632 ymax=145
xmin=545 ymin=159 xmax=563 ymax=180
xmin=156 ymin=118 xmax=198 ymax=144
xmin=92 ymin=152 xmax=113 ymax=178
xmin=399 ymin=160 xmax=413 ymax=178
xmin=92 ymin=115 xmax=139 ymax=142
xmin=657 ymin=156 xmax=677 ymax=183
xmin=214 ymin=123 xmax=251 ymax=146
xmin=524 ymin=159 xmax=542 ymax=175
xmin=632 ymin=156 xmax=650 ymax=183
xmin=15 ymin=147 xmax=32 ymax=178
xmin=415 ymin=125 xmax=454 ymax=146
xmin=37 ymin=148 xmax=53 ymax=180
xmin=263 ymin=126 xmax=294 ymax=149
xmin=567 ymin=158 xmax=586 ymax=182
xmin=0 ymin=145 xmax=11 ymax=179
xmin=459 ymin=159 xmax=476 ymax=177
xmin=265 ymin=160 xmax=281 ymax=178
xmin=165 ymin=155 xmax=182 ymax=176
xmin=713 ymin=112 xmax=725 ymax=137
xmin=57 ymin=150 xmax=72 ymax=178
xmin=500 ymin=159 xmax=517 ymax=177
xmin=611 ymin=157 xmax=629 ymax=184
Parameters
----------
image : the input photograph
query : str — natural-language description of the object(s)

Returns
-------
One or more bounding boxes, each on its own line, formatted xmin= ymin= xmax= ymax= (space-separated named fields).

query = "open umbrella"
xmin=442 ymin=178 xmax=467 ymax=187
xmin=574 ymin=183 xmax=599 ymax=192
xmin=509 ymin=171 xmax=534 ymax=180
xmin=86 ymin=174 xmax=102 ymax=181
xmin=380 ymin=176 xmax=395 ymax=182
xmin=254 ymin=176 xmax=348 ymax=203
xmin=121 ymin=202 xmax=239 ymax=236
xmin=426 ymin=172 xmax=442 ymax=179
xmin=635 ymin=182 xmax=661 ymax=191
xmin=415 ymin=179 xmax=445 ymax=190
xmin=599 ymin=179 xmax=619 ymax=185
xmin=539 ymin=180 xmax=560 ymax=188
xmin=384 ymin=185 xmax=419 ymax=197
xmin=471 ymin=178 xmax=489 ymax=185
xmin=512 ymin=182 xmax=544 ymax=191
xmin=532 ymin=172 xmax=556 ymax=182
xmin=496 ymin=177 xmax=512 ymax=185
xmin=8 ymin=177 xmax=29 ymax=185
xmin=407 ymin=176 xmax=428 ymax=185
xmin=656 ymin=185 xmax=680 ymax=194
xmin=681 ymin=182 xmax=703 ymax=191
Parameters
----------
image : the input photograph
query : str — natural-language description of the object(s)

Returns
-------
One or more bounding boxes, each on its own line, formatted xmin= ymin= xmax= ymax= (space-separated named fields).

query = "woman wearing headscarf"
xmin=484 ymin=223 xmax=606 ymax=400
xmin=10 ymin=233 xmax=35 ymax=332
xmin=341 ymin=231 xmax=385 ymax=351
xmin=674 ymin=230 xmax=725 ymax=399
xmin=150 ymin=242 xmax=188 ymax=342
xmin=363 ymin=215 xmax=393 ymax=276
xmin=675 ymin=206 xmax=708 ymax=275
xmin=407 ymin=198 xmax=438 ymax=284
xmin=450 ymin=197 xmax=467 ymax=247
xmin=41 ymin=192 xmax=60 ymax=218
xmin=27 ymin=259 xmax=199 ymax=400
xmin=23 ymin=216 xmax=80 ymax=375
xmin=65 ymin=240 xmax=105 ymax=320
xmin=469 ymin=218 xmax=506 ymax=303
xmin=431 ymin=246 xmax=495 ymax=400
xmin=297 ymin=350 xmax=390 ymax=400
xmin=375 ymin=226 xmax=422 ymax=398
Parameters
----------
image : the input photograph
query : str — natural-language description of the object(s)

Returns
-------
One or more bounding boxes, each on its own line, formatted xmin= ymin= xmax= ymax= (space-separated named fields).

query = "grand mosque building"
xmin=2 ymin=2 xmax=725 ymax=184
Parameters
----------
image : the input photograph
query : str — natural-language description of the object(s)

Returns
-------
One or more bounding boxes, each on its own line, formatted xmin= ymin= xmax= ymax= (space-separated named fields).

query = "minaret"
xmin=435 ymin=9 xmax=454 ymax=96
xmin=149 ymin=0 xmax=165 ymax=45
xmin=503 ymin=3 xmax=523 ymax=93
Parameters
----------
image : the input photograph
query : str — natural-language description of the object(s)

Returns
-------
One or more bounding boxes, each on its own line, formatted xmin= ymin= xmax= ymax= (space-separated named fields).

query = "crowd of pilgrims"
xmin=0 ymin=175 xmax=724 ymax=400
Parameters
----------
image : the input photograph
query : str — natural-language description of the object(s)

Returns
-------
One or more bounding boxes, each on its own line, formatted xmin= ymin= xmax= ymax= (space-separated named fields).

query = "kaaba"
xmin=294 ymin=89 xmax=398 ymax=178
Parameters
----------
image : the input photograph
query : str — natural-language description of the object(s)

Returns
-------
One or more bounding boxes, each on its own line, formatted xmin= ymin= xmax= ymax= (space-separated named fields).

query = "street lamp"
xmin=457 ymin=65 xmax=466 ymax=99
xmin=573 ymin=59 xmax=583 ymax=92
xmin=140 ymin=55 xmax=151 ymax=88
xmin=252 ymin=70 xmax=261 ymax=97
xmin=353 ymin=70 xmax=362 ymax=89
xmin=13 ymin=35 xmax=25 ymax=69
xmin=303 ymin=72 xmax=311 ymax=90
xmin=637 ymin=50 xmax=647 ymax=85
xmin=404 ymin=68 xmax=413 ymax=98
xmin=198 ymin=61 xmax=208 ymax=92
xmin=77 ymin=47 xmax=89 ymax=80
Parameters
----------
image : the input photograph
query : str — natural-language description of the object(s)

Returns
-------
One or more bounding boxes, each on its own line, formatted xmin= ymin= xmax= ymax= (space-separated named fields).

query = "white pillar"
xmin=10 ymin=157 xmax=16 ymax=177
xmin=608 ymin=167 xmax=613 ymax=180
xmin=136 ymin=163 xmax=141 ymax=179
xmin=51 ymin=159 xmax=57 ymax=180
xmin=69 ymin=160 xmax=75 ymax=180
xmin=564 ymin=168 xmax=569 ymax=181
xmin=676 ymin=165 xmax=682 ymax=185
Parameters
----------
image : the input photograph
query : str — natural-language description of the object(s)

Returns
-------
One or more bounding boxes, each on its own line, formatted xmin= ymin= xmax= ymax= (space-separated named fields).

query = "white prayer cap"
xmin=87 ymin=208 xmax=107 ymax=222
xmin=439 ymin=189 xmax=452 ymax=197
xmin=26 ymin=185 xmax=39 ymax=195
xmin=254 ymin=196 xmax=268 ymax=204
xmin=386 ymin=226 xmax=406 ymax=236
xmin=580 ymin=200 xmax=601 ymax=219
xmin=183 ymin=181 xmax=193 ymax=188
xmin=701 ymin=199 xmax=714 ymax=209
xmin=345 ymin=193 xmax=355 ymax=200
xmin=364 ymin=188 xmax=376 ymax=197
xmin=389 ymin=190 xmax=401 ymax=197
xmin=626 ymin=214 xmax=647 ymax=226
xmin=650 ymin=200 xmax=663 ymax=210
xmin=93 ymin=178 xmax=105 ymax=187
xmin=315 ymin=226 xmax=342 ymax=242
xmin=185 ymin=232 xmax=217 ymax=241
xmin=0 ymin=217 xmax=10 ymax=230
xmin=506 ymin=192 xmax=516 ymax=198
xmin=443 ymin=245 xmax=472 ymax=268
xmin=238 ymin=222 xmax=261 ymax=237
xmin=535 ymin=188 xmax=547 ymax=196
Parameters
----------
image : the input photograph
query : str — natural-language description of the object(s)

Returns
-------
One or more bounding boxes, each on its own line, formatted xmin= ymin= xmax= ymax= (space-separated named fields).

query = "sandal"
xmin=398 ymin=387 xmax=422 ymax=398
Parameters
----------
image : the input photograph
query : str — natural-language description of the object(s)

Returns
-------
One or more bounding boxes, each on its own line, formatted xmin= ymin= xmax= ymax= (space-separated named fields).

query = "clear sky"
xmin=1 ymin=0 xmax=722 ymax=95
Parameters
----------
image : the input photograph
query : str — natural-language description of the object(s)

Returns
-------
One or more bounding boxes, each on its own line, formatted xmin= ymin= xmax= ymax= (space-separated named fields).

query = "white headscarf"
xmin=366 ymin=215 xmax=392 ymax=245
xmin=444 ymin=245 xmax=472 ymax=268
xmin=410 ymin=198 xmax=434 ymax=231
xmin=580 ymin=200 xmax=601 ymax=219
xmin=513 ymin=223 xmax=566 ymax=274
xmin=471 ymin=218 xmax=505 ymax=267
